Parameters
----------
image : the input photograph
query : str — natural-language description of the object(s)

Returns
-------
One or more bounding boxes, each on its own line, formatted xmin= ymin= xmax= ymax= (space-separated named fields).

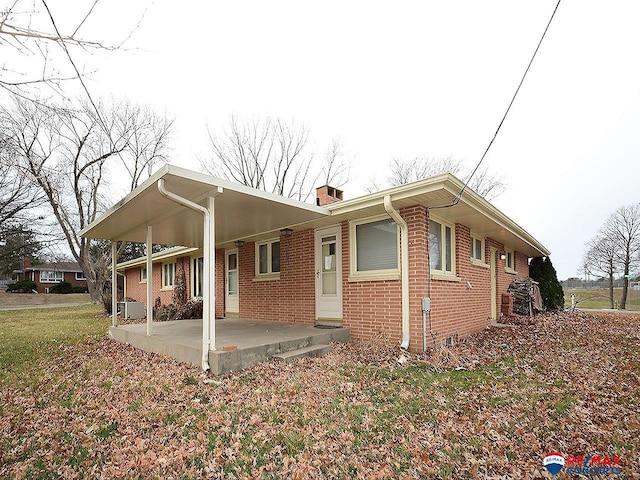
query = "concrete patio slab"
xmin=108 ymin=318 xmax=350 ymax=375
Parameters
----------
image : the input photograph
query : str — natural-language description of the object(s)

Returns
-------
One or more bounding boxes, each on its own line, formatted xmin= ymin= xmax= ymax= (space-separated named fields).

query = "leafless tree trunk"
xmin=603 ymin=204 xmax=640 ymax=309
xmin=1 ymin=95 xmax=172 ymax=302
xmin=202 ymin=116 xmax=348 ymax=202
xmin=367 ymin=156 xmax=506 ymax=200
xmin=582 ymin=235 xmax=618 ymax=309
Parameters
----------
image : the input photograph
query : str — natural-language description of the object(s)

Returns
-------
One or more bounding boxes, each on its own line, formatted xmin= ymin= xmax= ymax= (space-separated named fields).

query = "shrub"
xmin=72 ymin=286 xmax=89 ymax=293
xmin=529 ymin=256 xmax=564 ymax=310
xmin=155 ymin=298 xmax=203 ymax=322
xmin=49 ymin=281 xmax=73 ymax=294
xmin=6 ymin=279 xmax=37 ymax=293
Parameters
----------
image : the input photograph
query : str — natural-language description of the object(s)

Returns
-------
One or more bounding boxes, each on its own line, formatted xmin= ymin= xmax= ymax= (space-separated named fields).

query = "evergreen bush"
xmin=529 ymin=256 xmax=564 ymax=310
xmin=49 ymin=281 xmax=73 ymax=294
xmin=6 ymin=279 xmax=37 ymax=293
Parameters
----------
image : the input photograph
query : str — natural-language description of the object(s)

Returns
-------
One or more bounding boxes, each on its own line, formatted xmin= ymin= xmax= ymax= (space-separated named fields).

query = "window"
xmin=350 ymin=216 xmax=399 ymax=280
xmin=505 ymin=249 xmax=515 ymax=272
xmin=429 ymin=218 xmax=455 ymax=275
xmin=256 ymin=239 xmax=280 ymax=277
xmin=192 ymin=257 xmax=203 ymax=297
xmin=75 ymin=271 xmax=86 ymax=280
xmin=470 ymin=234 xmax=484 ymax=263
xmin=40 ymin=270 xmax=63 ymax=283
xmin=140 ymin=267 xmax=147 ymax=283
xmin=162 ymin=262 xmax=175 ymax=288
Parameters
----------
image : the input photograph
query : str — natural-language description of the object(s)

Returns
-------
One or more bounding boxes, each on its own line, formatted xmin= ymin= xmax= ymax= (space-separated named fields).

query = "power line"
xmin=451 ymin=0 xmax=563 ymax=206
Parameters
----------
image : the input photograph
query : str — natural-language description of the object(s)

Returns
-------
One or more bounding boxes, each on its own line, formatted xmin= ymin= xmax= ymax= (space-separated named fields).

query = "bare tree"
xmin=202 ymin=116 xmax=348 ymax=202
xmin=582 ymin=234 xmax=618 ymax=309
xmin=603 ymin=203 xmax=640 ymax=309
xmin=0 ymin=0 xmax=139 ymax=99
xmin=0 ymin=131 xmax=44 ymax=224
xmin=367 ymin=156 xmax=506 ymax=200
xmin=1 ymin=95 xmax=172 ymax=301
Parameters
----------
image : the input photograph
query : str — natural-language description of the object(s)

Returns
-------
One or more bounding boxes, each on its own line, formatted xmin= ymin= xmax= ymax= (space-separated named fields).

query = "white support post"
xmin=146 ymin=225 xmax=153 ymax=336
xmin=111 ymin=241 xmax=118 ymax=327
xmin=208 ymin=196 xmax=216 ymax=351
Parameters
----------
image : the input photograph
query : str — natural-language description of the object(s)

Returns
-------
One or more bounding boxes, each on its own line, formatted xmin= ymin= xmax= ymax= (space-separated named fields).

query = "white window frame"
xmin=429 ymin=215 xmax=456 ymax=278
xmin=75 ymin=271 xmax=86 ymax=281
xmin=40 ymin=270 xmax=64 ymax=283
xmin=349 ymin=214 xmax=400 ymax=282
xmin=140 ymin=267 xmax=147 ymax=283
xmin=255 ymin=238 xmax=280 ymax=279
xmin=505 ymin=249 xmax=516 ymax=273
xmin=191 ymin=256 xmax=204 ymax=298
xmin=470 ymin=233 xmax=486 ymax=266
xmin=162 ymin=262 xmax=175 ymax=289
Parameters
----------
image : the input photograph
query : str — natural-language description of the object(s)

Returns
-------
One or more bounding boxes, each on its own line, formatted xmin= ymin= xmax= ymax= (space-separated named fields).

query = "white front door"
xmin=315 ymin=226 xmax=343 ymax=326
xmin=225 ymin=249 xmax=239 ymax=315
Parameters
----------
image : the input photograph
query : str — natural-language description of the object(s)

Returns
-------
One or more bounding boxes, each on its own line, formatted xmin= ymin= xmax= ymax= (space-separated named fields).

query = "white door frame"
xmin=315 ymin=225 xmax=343 ymax=326
xmin=225 ymin=249 xmax=239 ymax=315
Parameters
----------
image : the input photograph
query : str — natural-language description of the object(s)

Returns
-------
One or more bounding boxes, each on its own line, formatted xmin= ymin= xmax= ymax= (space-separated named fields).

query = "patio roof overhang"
xmin=80 ymin=165 xmax=330 ymax=247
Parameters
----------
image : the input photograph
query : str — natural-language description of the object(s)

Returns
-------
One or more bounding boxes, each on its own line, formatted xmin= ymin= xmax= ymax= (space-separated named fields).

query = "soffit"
xmin=81 ymin=165 xmax=330 ymax=247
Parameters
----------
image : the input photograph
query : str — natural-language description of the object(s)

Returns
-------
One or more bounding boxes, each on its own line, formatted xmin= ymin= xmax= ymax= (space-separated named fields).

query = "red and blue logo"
xmin=543 ymin=452 xmax=622 ymax=476
xmin=544 ymin=452 xmax=565 ymax=475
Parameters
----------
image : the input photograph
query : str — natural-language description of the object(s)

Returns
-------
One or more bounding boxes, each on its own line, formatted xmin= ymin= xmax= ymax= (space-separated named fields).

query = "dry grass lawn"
xmin=1 ymin=307 xmax=639 ymax=479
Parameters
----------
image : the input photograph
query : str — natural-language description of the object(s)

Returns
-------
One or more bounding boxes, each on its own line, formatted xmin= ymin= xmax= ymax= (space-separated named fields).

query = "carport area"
xmin=109 ymin=317 xmax=350 ymax=375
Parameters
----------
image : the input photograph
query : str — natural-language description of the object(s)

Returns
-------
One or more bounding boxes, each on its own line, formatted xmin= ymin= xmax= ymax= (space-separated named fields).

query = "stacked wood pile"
xmin=507 ymin=277 xmax=544 ymax=316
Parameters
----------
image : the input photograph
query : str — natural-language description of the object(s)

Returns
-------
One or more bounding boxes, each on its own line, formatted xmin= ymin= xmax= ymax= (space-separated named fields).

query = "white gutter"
xmin=383 ymin=195 xmax=410 ymax=350
xmin=157 ymin=178 xmax=221 ymax=371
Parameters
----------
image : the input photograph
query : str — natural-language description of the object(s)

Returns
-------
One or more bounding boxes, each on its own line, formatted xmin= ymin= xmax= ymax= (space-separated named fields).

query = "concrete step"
xmin=273 ymin=344 xmax=331 ymax=363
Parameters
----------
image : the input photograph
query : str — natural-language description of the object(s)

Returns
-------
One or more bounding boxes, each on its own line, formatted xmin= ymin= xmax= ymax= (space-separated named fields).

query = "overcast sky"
xmin=6 ymin=0 xmax=640 ymax=280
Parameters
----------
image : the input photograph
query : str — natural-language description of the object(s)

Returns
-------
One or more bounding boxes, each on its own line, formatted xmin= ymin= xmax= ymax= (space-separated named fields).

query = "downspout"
xmin=157 ymin=178 xmax=216 ymax=371
xmin=383 ymin=195 xmax=410 ymax=350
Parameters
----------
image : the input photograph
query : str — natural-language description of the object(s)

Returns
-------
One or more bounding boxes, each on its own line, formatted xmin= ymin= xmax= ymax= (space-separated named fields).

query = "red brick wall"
xmin=237 ymin=230 xmax=315 ymax=324
xmin=120 ymin=208 xmax=535 ymax=351
xmin=342 ymin=220 xmax=403 ymax=344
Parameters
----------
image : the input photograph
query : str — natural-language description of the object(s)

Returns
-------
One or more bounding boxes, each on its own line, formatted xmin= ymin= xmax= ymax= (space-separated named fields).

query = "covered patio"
xmin=80 ymin=165 xmax=335 ymax=372
xmin=109 ymin=317 xmax=350 ymax=376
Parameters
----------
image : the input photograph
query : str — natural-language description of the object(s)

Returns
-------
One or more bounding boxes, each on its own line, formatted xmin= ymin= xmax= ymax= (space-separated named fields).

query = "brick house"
xmin=83 ymin=165 xmax=549 ymax=365
xmin=13 ymin=258 xmax=88 ymax=293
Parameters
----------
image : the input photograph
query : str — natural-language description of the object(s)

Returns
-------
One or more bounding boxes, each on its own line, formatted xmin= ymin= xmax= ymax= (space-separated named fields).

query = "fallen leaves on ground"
xmin=1 ymin=311 xmax=638 ymax=479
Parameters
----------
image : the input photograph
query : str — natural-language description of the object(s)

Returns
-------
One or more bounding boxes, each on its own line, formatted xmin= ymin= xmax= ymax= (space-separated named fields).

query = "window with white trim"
xmin=40 ymin=270 xmax=63 ymax=283
xmin=470 ymin=234 xmax=484 ymax=263
xmin=162 ymin=262 xmax=175 ymax=288
xmin=429 ymin=218 xmax=455 ymax=274
xmin=505 ymin=249 xmax=515 ymax=272
xmin=256 ymin=239 xmax=280 ymax=276
xmin=192 ymin=257 xmax=203 ymax=297
xmin=140 ymin=267 xmax=147 ymax=283
xmin=75 ymin=271 xmax=86 ymax=280
xmin=350 ymin=215 xmax=399 ymax=279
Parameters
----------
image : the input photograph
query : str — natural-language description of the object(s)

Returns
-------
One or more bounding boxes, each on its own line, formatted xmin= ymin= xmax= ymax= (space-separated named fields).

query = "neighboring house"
xmin=13 ymin=258 xmax=88 ymax=293
xmin=83 ymin=165 xmax=549 ymax=360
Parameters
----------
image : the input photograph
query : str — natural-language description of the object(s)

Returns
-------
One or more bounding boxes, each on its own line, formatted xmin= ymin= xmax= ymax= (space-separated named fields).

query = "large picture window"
xmin=40 ymin=270 xmax=63 ymax=283
xmin=349 ymin=216 xmax=399 ymax=280
xmin=429 ymin=218 xmax=454 ymax=275
xmin=256 ymin=239 xmax=280 ymax=277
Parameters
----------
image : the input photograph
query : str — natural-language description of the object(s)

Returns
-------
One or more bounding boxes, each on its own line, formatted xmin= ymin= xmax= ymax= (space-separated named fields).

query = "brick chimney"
xmin=316 ymin=185 xmax=343 ymax=206
xmin=22 ymin=257 xmax=31 ymax=270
